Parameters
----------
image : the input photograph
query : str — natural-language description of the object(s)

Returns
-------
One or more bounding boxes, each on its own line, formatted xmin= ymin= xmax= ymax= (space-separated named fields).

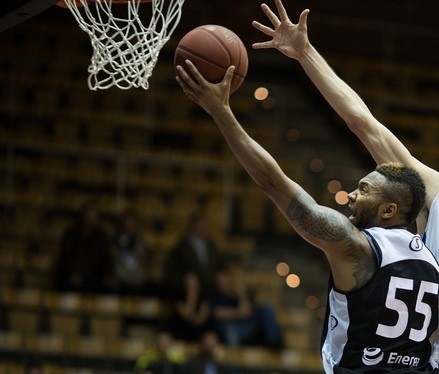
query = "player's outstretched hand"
xmin=176 ymin=60 xmax=235 ymax=116
xmin=252 ymin=0 xmax=310 ymax=60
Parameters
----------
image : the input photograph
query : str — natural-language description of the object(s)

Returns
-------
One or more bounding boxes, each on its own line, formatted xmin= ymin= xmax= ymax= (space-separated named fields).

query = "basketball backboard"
xmin=0 ymin=0 xmax=58 ymax=33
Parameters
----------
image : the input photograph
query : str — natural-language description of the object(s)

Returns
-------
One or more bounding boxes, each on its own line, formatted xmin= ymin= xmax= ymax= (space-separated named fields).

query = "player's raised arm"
xmin=176 ymin=60 xmax=373 ymax=292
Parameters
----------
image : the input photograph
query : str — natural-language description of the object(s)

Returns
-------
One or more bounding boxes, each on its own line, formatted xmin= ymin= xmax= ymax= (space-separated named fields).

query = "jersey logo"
xmin=409 ymin=236 xmax=424 ymax=252
xmin=362 ymin=347 xmax=422 ymax=367
xmin=362 ymin=347 xmax=384 ymax=366
xmin=330 ymin=316 xmax=338 ymax=330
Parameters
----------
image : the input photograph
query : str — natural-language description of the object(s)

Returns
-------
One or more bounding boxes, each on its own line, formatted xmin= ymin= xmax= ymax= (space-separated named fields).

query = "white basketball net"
xmin=63 ymin=0 xmax=185 ymax=90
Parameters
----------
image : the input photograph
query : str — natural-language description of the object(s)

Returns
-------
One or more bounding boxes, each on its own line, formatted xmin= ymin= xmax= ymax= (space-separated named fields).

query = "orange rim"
xmin=57 ymin=0 xmax=152 ymax=7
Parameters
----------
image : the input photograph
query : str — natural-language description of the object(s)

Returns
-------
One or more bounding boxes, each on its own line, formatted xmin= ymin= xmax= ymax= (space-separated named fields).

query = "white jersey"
xmin=321 ymin=227 xmax=439 ymax=373
xmin=423 ymin=194 xmax=439 ymax=364
xmin=424 ymin=194 xmax=439 ymax=260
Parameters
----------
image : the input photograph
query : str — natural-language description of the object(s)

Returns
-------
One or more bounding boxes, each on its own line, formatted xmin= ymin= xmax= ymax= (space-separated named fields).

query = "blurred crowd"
xmin=50 ymin=201 xmax=284 ymax=363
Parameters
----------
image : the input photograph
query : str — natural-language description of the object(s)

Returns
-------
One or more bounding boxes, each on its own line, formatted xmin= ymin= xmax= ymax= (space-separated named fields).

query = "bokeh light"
xmin=276 ymin=262 xmax=290 ymax=277
xmin=286 ymin=273 xmax=300 ymax=288
xmin=254 ymin=87 xmax=269 ymax=101
xmin=327 ymin=179 xmax=342 ymax=194
xmin=309 ymin=158 xmax=324 ymax=173
xmin=335 ymin=190 xmax=349 ymax=205
xmin=305 ymin=295 xmax=320 ymax=309
xmin=316 ymin=306 xmax=327 ymax=320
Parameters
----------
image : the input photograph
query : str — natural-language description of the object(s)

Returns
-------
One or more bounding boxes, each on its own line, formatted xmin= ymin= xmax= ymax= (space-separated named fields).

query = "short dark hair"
xmin=375 ymin=162 xmax=425 ymax=226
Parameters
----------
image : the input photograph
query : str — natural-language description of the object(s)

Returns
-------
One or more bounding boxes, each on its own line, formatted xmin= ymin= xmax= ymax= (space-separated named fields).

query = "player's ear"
xmin=381 ymin=202 xmax=397 ymax=219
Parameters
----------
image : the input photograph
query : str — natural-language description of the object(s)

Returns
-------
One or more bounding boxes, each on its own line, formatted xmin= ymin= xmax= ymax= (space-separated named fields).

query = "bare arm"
xmin=252 ymin=0 xmax=439 ymax=208
xmin=176 ymin=61 xmax=374 ymax=292
xmin=299 ymin=47 xmax=439 ymax=207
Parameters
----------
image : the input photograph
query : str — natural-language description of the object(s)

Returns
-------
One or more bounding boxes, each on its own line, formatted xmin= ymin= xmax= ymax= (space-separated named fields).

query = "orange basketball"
xmin=174 ymin=25 xmax=248 ymax=94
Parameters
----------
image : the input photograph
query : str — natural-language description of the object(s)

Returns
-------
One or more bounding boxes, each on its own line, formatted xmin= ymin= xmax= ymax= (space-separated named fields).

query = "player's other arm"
xmin=299 ymin=42 xmax=439 ymax=208
xmin=251 ymin=0 xmax=407 ymax=164
xmin=298 ymin=47 xmax=415 ymax=161
xmin=252 ymin=0 xmax=439 ymax=207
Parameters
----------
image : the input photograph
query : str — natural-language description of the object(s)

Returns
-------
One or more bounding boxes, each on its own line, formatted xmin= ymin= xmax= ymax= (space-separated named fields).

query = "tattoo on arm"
xmin=286 ymin=190 xmax=349 ymax=242
xmin=286 ymin=190 xmax=375 ymax=289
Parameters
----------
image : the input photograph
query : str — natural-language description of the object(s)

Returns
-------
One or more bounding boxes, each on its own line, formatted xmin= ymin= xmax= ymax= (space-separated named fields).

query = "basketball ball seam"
xmin=176 ymin=45 xmax=231 ymax=76
xmin=200 ymin=27 xmax=246 ymax=79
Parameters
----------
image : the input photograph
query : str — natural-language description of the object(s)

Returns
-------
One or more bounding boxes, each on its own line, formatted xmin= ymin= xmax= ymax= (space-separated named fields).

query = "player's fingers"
xmin=252 ymin=41 xmax=273 ymax=50
xmin=184 ymin=60 xmax=206 ymax=85
xmin=298 ymin=9 xmax=310 ymax=29
xmin=175 ymin=74 xmax=193 ymax=92
xmin=176 ymin=65 xmax=203 ymax=96
xmin=223 ymin=66 xmax=236 ymax=85
xmin=252 ymin=20 xmax=275 ymax=37
xmin=175 ymin=75 xmax=187 ymax=88
xmin=273 ymin=0 xmax=290 ymax=23
xmin=175 ymin=65 xmax=193 ymax=84
xmin=175 ymin=76 xmax=196 ymax=99
xmin=260 ymin=3 xmax=281 ymax=27
xmin=175 ymin=75 xmax=198 ymax=103
xmin=221 ymin=66 xmax=235 ymax=94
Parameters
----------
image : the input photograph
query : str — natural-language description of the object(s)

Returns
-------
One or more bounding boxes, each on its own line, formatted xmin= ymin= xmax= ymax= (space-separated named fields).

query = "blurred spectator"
xmin=111 ymin=208 xmax=152 ymax=295
xmin=53 ymin=201 xmax=116 ymax=293
xmin=165 ymin=210 xmax=224 ymax=297
xmin=184 ymin=331 xmax=239 ymax=374
xmin=170 ymin=272 xmax=212 ymax=342
xmin=24 ymin=354 xmax=43 ymax=374
xmin=134 ymin=330 xmax=185 ymax=374
xmin=209 ymin=265 xmax=283 ymax=349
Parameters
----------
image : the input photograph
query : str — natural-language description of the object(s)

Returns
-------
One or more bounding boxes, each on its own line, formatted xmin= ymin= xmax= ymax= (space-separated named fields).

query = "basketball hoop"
xmin=62 ymin=0 xmax=185 ymax=90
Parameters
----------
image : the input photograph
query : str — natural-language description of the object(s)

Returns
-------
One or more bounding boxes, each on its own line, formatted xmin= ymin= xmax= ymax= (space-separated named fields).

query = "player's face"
xmin=347 ymin=171 xmax=387 ymax=229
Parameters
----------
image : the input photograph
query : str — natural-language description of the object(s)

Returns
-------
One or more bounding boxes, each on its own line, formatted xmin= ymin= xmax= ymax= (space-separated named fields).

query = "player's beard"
xmin=352 ymin=204 xmax=381 ymax=230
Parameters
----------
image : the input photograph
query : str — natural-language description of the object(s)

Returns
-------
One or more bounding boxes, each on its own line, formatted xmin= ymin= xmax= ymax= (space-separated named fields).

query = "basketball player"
xmin=251 ymin=0 xmax=439 ymax=257
xmin=175 ymin=61 xmax=439 ymax=372
xmin=252 ymin=0 xmax=439 ymax=365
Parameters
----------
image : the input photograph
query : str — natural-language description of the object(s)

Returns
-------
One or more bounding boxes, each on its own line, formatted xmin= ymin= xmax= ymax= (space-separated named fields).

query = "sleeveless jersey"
xmin=423 ymin=194 xmax=439 ymax=363
xmin=321 ymin=227 xmax=439 ymax=373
